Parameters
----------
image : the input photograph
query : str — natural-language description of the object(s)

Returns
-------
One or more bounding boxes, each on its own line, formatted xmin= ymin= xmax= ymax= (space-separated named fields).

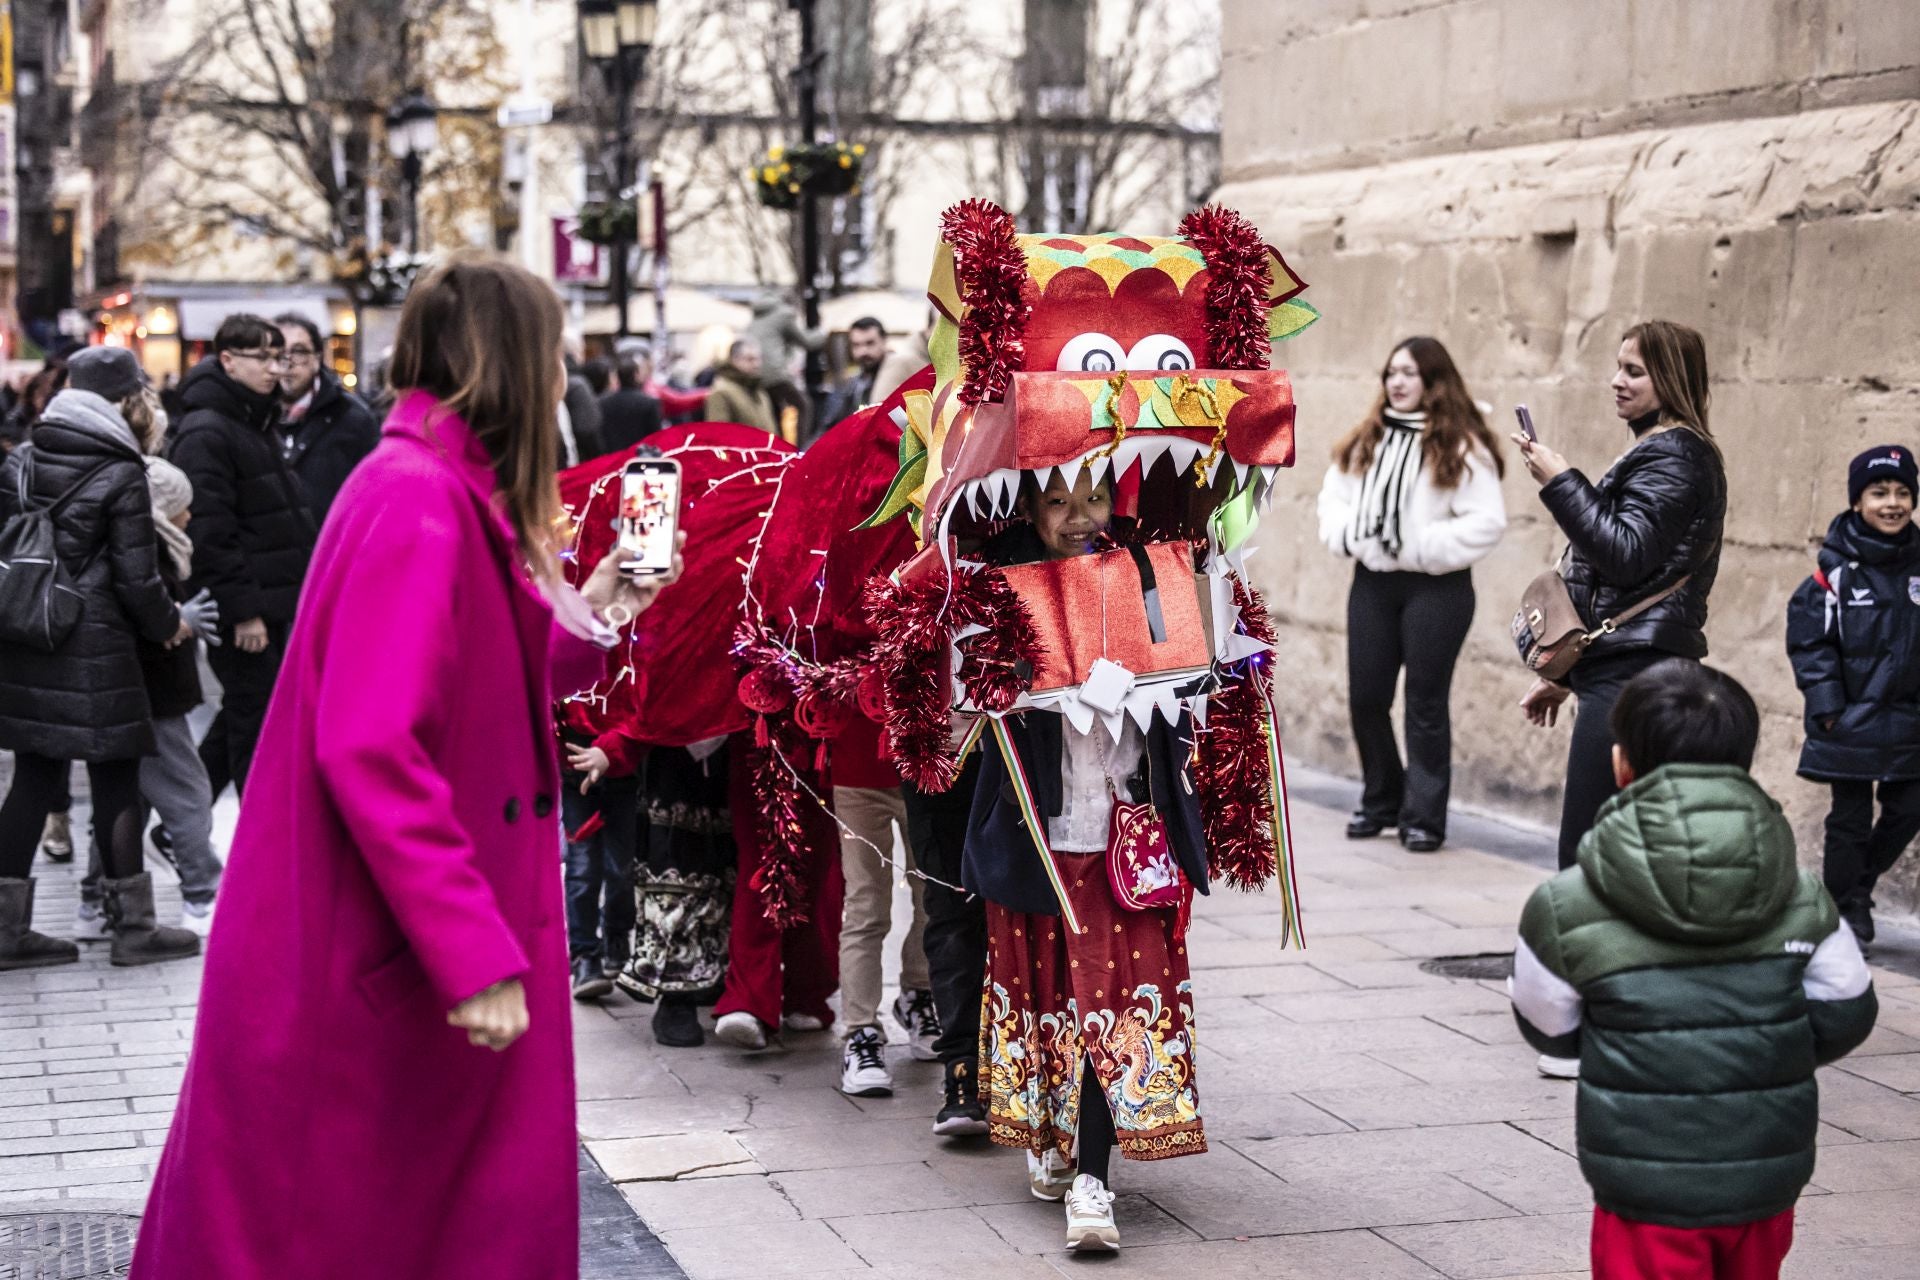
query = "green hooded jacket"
xmin=1510 ymin=764 xmax=1877 ymax=1228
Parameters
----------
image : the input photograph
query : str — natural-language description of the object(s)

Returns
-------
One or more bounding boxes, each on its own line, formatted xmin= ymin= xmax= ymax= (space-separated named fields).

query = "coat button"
xmin=534 ymin=795 xmax=553 ymax=819
xmin=504 ymin=798 xmax=521 ymax=823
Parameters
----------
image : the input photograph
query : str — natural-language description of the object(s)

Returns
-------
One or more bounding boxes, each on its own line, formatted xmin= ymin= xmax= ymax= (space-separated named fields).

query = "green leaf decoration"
xmin=1269 ymin=297 xmax=1320 ymax=341
xmin=857 ymin=444 xmax=927 ymax=529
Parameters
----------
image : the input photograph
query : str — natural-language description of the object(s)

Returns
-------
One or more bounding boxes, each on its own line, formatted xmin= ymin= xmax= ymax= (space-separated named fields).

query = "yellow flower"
xmin=838 ymin=154 xmax=851 ymax=168
xmin=788 ymin=183 xmax=800 ymax=193
xmin=852 ymin=144 xmax=866 ymax=156
xmin=768 ymin=145 xmax=785 ymax=160
xmin=760 ymin=167 xmax=776 ymax=182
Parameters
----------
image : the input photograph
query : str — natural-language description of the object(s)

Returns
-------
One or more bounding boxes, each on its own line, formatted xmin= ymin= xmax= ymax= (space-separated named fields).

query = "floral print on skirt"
xmin=980 ymin=849 xmax=1205 ymax=1163
xmin=616 ymin=745 xmax=736 ymax=1000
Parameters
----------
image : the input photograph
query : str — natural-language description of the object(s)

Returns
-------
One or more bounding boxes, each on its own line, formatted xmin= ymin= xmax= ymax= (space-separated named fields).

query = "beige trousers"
xmin=834 ymin=785 xmax=929 ymax=1030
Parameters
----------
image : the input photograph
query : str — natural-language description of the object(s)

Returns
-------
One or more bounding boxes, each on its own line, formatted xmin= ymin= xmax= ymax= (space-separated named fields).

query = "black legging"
xmin=1078 ymin=1058 xmax=1116 ymax=1184
xmin=1558 ymin=650 xmax=1667 ymax=868
xmin=0 ymin=754 xmax=144 ymax=881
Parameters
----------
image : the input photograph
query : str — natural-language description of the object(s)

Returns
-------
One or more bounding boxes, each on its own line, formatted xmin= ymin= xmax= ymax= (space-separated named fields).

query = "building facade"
xmin=1218 ymin=0 xmax=1920 ymax=907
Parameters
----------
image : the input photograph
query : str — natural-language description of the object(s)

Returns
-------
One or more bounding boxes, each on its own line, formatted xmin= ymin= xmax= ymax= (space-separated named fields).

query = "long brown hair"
xmin=388 ymin=256 xmax=565 ymax=579
xmin=1622 ymin=320 xmax=1711 ymax=441
xmin=1331 ymin=336 xmax=1504 ymax=488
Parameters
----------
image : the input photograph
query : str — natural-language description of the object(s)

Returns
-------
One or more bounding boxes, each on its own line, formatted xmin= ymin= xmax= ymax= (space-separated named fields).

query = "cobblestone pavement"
xmin=2 ymin=759 xmax=1916 ymax=1278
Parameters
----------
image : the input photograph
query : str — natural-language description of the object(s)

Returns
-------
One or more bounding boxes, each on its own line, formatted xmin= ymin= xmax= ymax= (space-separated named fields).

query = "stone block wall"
xmin=1214 ymin=1 xmax=1920 ymax=910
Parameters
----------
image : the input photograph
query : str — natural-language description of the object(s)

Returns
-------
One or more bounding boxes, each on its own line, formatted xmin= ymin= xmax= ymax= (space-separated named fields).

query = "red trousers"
xmin=1592 ymin=1207 xmax=1794 ymax=1280
xmin=712 ymin=751 xmax=843 ymax=1029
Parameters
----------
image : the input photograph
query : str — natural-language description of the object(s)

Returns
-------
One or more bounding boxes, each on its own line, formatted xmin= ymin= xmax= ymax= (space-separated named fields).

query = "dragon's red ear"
xmin=938 ymin=200 xmax=1030 ymax=405
xmin=1265 ymin=245 xmax=1308 ymax=308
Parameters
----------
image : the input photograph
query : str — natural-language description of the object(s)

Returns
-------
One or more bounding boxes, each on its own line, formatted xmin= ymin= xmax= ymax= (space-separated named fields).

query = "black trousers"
xmin=200 ymin=624 xmax=288 ymax=801
xmin=0 ymin=753 xmax=144 ymax=880
xmin=903 ymin=753 xmax=986 ymax=1067
xmin=562 ymin=771 xmax=639 ymax=963
xmin=1558 ymin=649 xmax=1667 ymax=869
xmin=1346 ymin=566 xmax=1475 ymax=836
xmin=1824 ymin=778 xmax=1920 ymax=910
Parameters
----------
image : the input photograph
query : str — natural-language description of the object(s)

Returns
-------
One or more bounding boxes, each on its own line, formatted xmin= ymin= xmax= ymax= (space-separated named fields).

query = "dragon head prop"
xmin=866 ymin=200 xmax=1318 ymax=545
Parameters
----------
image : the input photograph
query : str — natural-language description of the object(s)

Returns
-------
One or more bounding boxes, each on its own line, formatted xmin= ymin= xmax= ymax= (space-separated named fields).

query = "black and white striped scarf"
xmin=1349 ymin=409 xmax=1426 ymax=558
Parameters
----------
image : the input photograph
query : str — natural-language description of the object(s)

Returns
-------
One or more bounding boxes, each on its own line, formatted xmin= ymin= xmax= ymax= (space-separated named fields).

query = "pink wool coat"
xmin=132 ymin=393 xmax=607 ymax=1280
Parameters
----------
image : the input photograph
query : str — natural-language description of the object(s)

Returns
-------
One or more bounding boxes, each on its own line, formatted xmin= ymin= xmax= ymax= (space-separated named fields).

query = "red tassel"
xmin=1179 ymin=205 xmax=1275 ymax=371
xmin=939 ymin=199 xmax=1031 ymax=405
xmin=754 ymin=715 xmax=770 ymax=748
xmin=814 ymin=741 xmax=830 ymax=774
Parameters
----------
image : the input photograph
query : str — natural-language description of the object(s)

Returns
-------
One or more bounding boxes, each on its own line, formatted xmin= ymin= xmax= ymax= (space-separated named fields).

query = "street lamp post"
xmin=789 ymin=0 xmax=825 ymax=408
xmin=385 ymin=89 xmax=440 ymax=256
xmin=580 ymin=0 xmax=657 ymax=338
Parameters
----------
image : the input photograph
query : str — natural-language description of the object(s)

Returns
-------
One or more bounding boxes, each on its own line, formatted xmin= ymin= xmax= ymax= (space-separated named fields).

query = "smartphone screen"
xmin=617 ymin=458 xmax=681 ymax=576
xmin=1515 ymin=404 xmax=1537 ymax=442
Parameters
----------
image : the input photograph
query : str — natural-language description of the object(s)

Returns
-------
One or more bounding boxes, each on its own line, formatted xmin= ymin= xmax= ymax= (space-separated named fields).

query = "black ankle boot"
xmin=653 ymin=994 xmax=704 ymax=1047
xmin=104 ymin=873 xmax=201 ymax=967
xmin=933 ymin=1059 xmax=989 ymax=1136
xmin=0 ymin=878 xmax=79 ymax=970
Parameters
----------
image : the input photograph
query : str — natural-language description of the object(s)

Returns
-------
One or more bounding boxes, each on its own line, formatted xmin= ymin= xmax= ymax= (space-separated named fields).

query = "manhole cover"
xmin=1420 ymin=952 xmax=1514 ymax=981
xmin=0 ymin=1213 xmax=139 ymax=1279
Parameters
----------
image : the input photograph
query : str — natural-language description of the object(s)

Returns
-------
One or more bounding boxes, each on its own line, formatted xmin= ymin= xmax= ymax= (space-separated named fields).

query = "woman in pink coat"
xmin=132 ymin=258 xmax=676 ymax=1280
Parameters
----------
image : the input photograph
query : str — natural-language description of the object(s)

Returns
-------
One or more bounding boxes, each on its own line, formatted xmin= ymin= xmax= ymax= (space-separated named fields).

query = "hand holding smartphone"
xmin=1515 ymin=404 xmax=1537 ymax=443
xmin=618 ymin=453 xmax=682 ymax=577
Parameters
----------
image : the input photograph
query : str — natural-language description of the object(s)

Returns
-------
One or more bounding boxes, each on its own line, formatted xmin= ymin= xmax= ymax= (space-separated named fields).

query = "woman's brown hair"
xmin=1622 ymin=320 xmax=1711 ymax=441
xmin=388 ymin=255 xmax=565 ymax=579
xmin=1331 ymin=336 xmax=1505 ymax=488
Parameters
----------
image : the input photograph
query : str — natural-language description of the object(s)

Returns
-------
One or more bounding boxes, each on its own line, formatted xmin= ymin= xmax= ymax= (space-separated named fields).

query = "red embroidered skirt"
xmin=980 ymin=850 xmax=1206 ymax=1162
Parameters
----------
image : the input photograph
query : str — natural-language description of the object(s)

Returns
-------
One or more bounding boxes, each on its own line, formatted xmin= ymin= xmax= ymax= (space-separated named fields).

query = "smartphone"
xmin=1515 ymin=404 xmax=1537 ymax=443
xmin=617 ymin=455 xmax=681 ymax=576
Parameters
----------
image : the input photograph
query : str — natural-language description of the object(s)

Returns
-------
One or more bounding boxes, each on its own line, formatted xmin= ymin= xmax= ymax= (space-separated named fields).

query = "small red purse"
xmin=1105 ymin=784 xmax=1185 ymax=912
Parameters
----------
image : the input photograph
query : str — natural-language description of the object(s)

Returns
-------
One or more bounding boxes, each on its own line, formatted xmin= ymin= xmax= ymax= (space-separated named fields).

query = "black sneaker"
xmin=652 ymin=995 xmax=704 ymax=1047
xmin=934 ymin=1059 xmax=989 ymax=1137
xmin=570 ymin=954 xmax=613 ymax=1002
xmin=1841 ymin=898 xmax=1875 ymax=948
xmin=1400 ymin=826 xmax=1443 ymax=853
xmin=891 ymin=989 xmax=942 ymax=1062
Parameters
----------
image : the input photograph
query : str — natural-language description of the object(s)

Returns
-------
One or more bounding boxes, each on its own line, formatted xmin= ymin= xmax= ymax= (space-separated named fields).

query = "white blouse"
xmin=1048 ymin=718 xmax=1146 ymax=852
xmin=1317 ymin=435 xmax=1508 ymax=576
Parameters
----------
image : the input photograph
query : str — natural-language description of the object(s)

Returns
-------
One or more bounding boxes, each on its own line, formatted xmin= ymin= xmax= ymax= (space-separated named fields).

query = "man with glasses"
xmin=272 ymin=313 xmax=378 ymax=524
xmin=169 ymin=315 xmax=318 ymax=804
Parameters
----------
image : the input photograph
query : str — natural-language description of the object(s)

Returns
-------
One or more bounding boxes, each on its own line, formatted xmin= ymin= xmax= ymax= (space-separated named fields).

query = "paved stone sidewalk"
xmin=574 ymin=785 xmax=1920 ymax=1279
xmin=1 ymin=765 xmax=1915 ymax=1278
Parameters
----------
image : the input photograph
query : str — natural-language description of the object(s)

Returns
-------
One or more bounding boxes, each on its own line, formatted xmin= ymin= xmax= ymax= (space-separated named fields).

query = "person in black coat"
xmin=1787 ymin=445 xmax=1920 ymax=949
xmin=598 ymin=349 xmax=664 ymax=455
xmin=0 ymin=347 xmax=199 ymax=968
xmin=168 ymin=315 xmax=318 ymax=801
xmin=273 ymin=313 xmax=380 ymax=525
xmin=1512 ymin=320 xmax=1727 ymax=869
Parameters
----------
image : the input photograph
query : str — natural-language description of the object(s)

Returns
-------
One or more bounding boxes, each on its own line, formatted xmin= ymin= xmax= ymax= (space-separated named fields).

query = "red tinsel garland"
xmin=940 ymin=199 xmax=1031 ymax=405
xmin=731 ymin=622 xmax=868 ymax=927
xmin=1179 ymin=205 xmax=1275 ymax=372
xmin=862 ymin=562 xmax=1040 ymax=790
xmin=1191 ymin=576 xmax=1281 ymax=891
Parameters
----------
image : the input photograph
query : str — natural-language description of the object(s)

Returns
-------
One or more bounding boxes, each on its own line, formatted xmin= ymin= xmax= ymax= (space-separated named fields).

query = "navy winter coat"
xmin=1786 ymin=512 xmax=1920 ymax=781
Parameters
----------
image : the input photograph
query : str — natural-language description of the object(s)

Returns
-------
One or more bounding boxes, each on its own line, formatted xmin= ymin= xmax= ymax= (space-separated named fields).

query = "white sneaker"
xmin=1538 ymin=1053 xmax=1581 ymax=1079
xmin=181 ymin=900 xmax=215 ymax=938
xmin=74 ymin=900 xmax=112 ymax=942
xmin=1027 ymin=1147 xmax=1076 ymax=1201
xmin=782 ymin=1012 xmax=827 ymax=1033
xmin=1064 ymin=1173 xmax=1119 ymax=1251
xmin=840 ymin=1026 xmax=893 ymax=1097
xmin=713 ymin=1011 xmax=768 ymax=1051
xmin=890 ymin=989 xmax=942 ymax=1062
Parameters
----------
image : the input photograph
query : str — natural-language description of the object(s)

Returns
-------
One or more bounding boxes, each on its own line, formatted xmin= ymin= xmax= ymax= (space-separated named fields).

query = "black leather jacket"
xmin=1540 ymin=424 xmax=1725 ymax=662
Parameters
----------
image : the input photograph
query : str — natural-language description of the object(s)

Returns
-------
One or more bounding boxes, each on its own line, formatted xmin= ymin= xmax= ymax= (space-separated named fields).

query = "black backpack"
xmin=0 ymin=446 xmax=119 ymax=653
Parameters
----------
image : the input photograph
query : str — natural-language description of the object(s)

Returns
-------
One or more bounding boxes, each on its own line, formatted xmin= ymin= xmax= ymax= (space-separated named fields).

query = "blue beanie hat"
xmin=1849 ymin=445 xmax=1919 ymax=506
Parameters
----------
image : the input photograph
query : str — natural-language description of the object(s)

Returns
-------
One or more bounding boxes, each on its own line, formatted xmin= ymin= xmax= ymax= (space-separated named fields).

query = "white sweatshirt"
xmin=1316 ymin=433 xmax=1508 ymax=576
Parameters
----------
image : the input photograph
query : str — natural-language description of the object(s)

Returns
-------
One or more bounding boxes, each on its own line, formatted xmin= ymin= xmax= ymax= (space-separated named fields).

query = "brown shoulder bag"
xmin=1511 ymin=567 xmax=1690 ymax=682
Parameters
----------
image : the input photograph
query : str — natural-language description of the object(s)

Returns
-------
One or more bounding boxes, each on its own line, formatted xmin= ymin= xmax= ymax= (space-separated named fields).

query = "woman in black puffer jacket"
xmin=1512 ymin=320 xmax=1727 ymax=869
xmin=0 ymin=348 xmax=200 ymax=969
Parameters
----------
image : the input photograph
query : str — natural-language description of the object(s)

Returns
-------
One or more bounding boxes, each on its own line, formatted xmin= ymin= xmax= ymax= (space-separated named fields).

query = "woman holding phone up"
xmin=1513 ymin=320 xmax=1725 ymax=874
xmin=132 ymin=258 xmax=681 ymax=1280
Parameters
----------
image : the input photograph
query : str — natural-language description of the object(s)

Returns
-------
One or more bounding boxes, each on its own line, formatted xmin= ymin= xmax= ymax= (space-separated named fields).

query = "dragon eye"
xmin=1057 ymin=332 xmax=1125 ymax=373
xmin=1126 ymin=334 xmax=1196 ymax=372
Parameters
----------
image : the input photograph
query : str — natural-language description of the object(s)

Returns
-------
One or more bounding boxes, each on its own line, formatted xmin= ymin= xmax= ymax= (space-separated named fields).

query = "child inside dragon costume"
xmin=863 ymin=199 xmax=1316 ymax=1251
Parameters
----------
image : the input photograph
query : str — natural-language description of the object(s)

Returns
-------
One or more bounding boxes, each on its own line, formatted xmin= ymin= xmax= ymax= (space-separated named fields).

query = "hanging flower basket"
xmin=576 ymin=199 xmax=639 ymax=245
xmin=753 ymin=141 xmax=866 ymax=210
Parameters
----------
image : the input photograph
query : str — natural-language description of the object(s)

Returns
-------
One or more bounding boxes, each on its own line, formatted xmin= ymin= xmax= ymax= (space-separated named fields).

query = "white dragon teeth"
xmin=1058 ymin=456 xmax=1085 ymax=494
xmin=1233 ymin=459 xmax=1250 ymax=488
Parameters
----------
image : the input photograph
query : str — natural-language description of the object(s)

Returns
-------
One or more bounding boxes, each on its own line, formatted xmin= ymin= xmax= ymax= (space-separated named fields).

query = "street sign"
xmin=498 ymin=96 xmax=553 ymax=128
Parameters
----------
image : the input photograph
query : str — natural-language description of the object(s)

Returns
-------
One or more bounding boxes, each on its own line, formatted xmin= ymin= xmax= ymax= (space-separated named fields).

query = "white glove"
xmin=179 ymin=589 xmax=222 ymax=646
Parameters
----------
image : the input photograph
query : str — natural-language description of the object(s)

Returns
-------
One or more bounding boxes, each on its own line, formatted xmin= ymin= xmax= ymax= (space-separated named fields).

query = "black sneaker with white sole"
xmin=891 ymin=988 xmax=942 ymax=1062
xmin=933 ymin=1058 xmax=989 ymax=1136
xmin=840 ymin=1025 xmax=893 ymax=1097
xmin=570 ymin=954 xmax=613 ymax=1002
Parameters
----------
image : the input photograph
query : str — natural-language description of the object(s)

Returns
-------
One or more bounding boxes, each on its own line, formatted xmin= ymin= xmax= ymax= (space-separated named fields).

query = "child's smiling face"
xmin=1855 ymin=479 xmax=1915 ymax=537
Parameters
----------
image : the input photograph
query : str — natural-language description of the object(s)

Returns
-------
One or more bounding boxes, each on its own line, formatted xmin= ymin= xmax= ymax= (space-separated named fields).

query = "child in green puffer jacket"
xmin=1509 ymin=659 xmax=1877 ymax=1280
